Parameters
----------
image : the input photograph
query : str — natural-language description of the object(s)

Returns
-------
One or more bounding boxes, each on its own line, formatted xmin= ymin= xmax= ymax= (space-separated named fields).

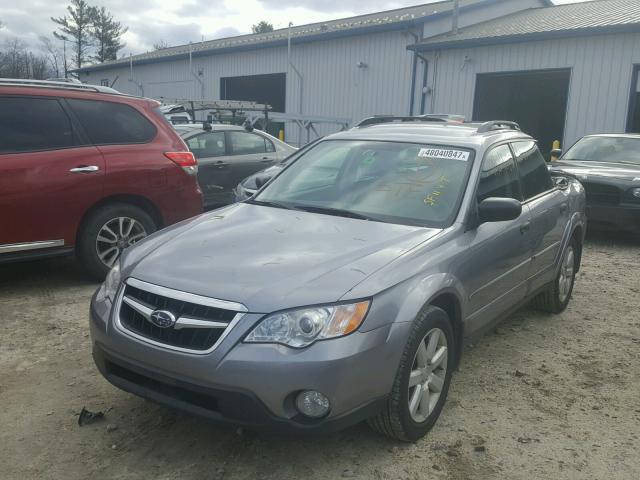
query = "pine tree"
xmin=91 ymin=7 xmax=127 ymax=63
xmin=51 ymin=0 xmax=96 ymax=69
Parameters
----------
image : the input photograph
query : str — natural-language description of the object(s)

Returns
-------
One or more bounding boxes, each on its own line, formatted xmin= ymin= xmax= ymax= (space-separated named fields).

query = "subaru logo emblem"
xmin=149 ymin=310 xmax=176 ymax=329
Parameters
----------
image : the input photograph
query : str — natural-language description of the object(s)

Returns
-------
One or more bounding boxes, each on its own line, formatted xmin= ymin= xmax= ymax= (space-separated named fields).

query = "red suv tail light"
xmin=164 ymin=151 xmax=198 ymax=176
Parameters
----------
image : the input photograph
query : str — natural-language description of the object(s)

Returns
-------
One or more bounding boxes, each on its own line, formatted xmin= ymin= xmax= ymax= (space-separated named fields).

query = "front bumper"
xmin=586 ymin=203 xmax=640 ymax=233
xmin=92 ymin=343 xmax=387 ymax=433
xmin=89 ymin=293 xmax=410 ymax=432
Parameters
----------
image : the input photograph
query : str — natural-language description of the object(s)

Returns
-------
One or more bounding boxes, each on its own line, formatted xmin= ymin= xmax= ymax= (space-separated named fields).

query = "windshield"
xmin=563 ymin=136 xmax=640 ymax=165
xmin=253 ymin=140 xmax=474 ymax=227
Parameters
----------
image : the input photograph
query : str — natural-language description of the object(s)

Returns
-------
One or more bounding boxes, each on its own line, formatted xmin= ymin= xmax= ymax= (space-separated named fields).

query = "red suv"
xmin=0 ymin=80 xmax=203 ymax=278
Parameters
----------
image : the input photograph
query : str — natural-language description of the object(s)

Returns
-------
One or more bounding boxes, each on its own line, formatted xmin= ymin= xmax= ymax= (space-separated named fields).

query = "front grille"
xmin=583 ymin=182 xmax=621 ymax=205
xmin=118 ymin=282 xmax=239 ymax=352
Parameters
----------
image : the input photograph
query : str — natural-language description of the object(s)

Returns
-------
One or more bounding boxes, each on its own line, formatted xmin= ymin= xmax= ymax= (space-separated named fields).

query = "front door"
xmin=0 ymin=96 xmax=105 ymax=251
xmin=511 ymin=140 xmax=568 ymax=291
xmin=461 ymin=144 xmax=532 ymax=335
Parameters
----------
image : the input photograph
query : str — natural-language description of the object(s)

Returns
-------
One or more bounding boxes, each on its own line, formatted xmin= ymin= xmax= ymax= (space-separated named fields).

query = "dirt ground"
xmin=1 ymin=232 xmax=639 ymax=480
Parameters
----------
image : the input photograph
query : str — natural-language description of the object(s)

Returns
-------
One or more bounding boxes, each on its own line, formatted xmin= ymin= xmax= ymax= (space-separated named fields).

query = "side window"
xmin=512 ymin=141 xmax=554 ymax=199
xmin=0 ymin=97 xmax=75 ymax=153
xmin=66 ymin=98 xmax=156 ymax=145
xmin=186 ymin=132 xmax=226 ymax=158
xmin=265 ymin=138 xmax=276 ymax=153
xmin=228 ymin=131 xmax=267 ymax=155
xmin=477 ymin=144 xmax=522 ymax=202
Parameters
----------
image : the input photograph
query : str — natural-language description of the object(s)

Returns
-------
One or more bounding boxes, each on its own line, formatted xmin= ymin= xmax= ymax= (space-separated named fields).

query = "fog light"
xmin=295 ymin=390 xmax=330 ymax=418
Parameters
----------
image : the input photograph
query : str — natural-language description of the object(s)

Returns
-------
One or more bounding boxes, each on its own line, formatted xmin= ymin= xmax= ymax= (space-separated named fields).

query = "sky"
xmin=0 ymin=0 xmax=590 ymax=56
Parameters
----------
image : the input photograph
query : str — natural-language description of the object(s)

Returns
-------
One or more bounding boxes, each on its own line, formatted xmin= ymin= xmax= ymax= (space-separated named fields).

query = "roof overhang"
xmin=74 ymin=0 xmax=521 ymax=74
xmin=408 ymin=22 xmax=640 ymax=52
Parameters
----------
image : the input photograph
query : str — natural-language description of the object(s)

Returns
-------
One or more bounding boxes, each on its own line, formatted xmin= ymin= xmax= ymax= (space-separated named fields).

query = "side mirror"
xmin=478 ymin=197 xmax=522 ymax=223
xmin=255 ymin=175 xmax=268 ymax=189
xmin=553 ymin=176 xmax=569 ymax=190
xmin=550 ymin=148 xmax=562 ymax=160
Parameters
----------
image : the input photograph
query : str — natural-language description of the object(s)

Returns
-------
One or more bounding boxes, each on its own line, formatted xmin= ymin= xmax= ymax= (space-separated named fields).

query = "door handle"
xmin=520 ymin=222 xmax=531 ymax=234
xmin=69 ymin=165 xmax=99 ymax=173
xmin=560 ymin=203 xmax=568 ymax=213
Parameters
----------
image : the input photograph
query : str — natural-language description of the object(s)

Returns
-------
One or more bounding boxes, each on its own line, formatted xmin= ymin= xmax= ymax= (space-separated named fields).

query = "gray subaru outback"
xmin=90 ymin=117 xmax=586 ymax=441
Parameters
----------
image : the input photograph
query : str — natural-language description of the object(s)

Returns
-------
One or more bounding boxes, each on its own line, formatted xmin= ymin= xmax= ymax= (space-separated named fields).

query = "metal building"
xmin=75 ymin=0 xmax=547 ymax=142
xmin=409 ymin=0 xmax=640 ymax=153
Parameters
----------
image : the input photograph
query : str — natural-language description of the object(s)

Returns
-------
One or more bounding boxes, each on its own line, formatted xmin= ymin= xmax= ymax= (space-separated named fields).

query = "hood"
xmin=124 ymin=203 xmax=440 ymax=313
xmin=551 ymin=160 xmax=640 ymax=182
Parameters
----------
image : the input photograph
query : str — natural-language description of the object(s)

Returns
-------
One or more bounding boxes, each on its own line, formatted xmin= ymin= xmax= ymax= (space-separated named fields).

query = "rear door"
xmin=0 ymin=96 xmax=105 ymax=251
xmin=184 ymin=131 xmax=228 ymax=206
xmin=511 ymin=140 xmax=568 ymax=291
xmin=463 ymin=144 xmax=532 ymax=335
xmin=226 ymin=130 xmax=278 ymax=182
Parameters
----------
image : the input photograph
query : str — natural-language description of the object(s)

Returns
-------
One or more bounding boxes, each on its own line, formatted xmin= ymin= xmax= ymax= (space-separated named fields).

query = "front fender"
xmin=361 ymin=272 xmax=466 ymax=333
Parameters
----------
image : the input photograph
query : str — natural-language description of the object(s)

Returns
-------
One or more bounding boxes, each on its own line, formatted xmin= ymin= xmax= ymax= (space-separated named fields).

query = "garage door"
xmin=473 ymin=69 xmax=571 ymax=156
xmin=220 ymin=73 xmax=286 ymax=113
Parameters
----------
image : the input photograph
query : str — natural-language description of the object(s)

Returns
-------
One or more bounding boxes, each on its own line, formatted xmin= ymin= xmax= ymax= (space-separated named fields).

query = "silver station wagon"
xmin=90 ymin=117 xmax=586 ymax=441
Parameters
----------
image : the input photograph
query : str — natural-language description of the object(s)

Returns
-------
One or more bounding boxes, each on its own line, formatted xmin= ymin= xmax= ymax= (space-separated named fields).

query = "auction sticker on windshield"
xmin=418 ymin=147 xmax=469 ymax=161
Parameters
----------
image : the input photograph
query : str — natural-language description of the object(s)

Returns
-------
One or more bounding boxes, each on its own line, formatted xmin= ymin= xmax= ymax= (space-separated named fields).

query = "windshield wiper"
xmin=247 ymin=199 xmax=298 ymax=210
xmin=292 ymin=204 xmax=379 ymax=221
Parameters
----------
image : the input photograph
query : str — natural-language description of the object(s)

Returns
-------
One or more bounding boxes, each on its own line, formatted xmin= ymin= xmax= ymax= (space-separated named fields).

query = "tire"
xmin=532 ymin=237 xmax=579 ymax=314
xmin=77 ymin=203 xmax=156 ymax=280
xmin=368 ymin=306 xmax=455 ymax=442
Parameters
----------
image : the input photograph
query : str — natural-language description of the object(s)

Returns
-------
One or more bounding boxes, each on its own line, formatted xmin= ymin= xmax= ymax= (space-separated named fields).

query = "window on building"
xmin=477 ymin=144 xmax=522 ymax=202
xmin=227 ymin=131 xmax=271 ymax=155
xmin=66 ymin=99 xmax=156 ymax=145
xmin=0 ymin=97 xmax=75 ymax=153
xmin=512 ymin=141 xmax=553 ymax=199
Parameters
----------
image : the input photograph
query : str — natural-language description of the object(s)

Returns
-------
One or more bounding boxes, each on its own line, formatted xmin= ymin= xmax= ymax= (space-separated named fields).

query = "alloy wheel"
xmin=407 ymin=327 xmax=448 ymax=423
xmin=95 ymin=217 xmax=147 ymax=268
xmin=558 ymin=245 xmax=575 ymax=303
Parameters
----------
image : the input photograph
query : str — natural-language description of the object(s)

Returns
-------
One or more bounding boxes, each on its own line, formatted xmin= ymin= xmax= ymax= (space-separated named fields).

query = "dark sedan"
xmin=550 ymin=134 xmax=640 ymax=233
xmin=180 ymin=125 xmax=296 ymax=208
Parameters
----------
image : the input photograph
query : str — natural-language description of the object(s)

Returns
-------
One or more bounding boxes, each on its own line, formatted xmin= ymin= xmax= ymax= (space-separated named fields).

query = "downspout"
xmin=430 ymin=51 xmax=440 ymax=113
xmin=407 ymin=29 xmax=420 ymax=116
xmin=288 ymin=22 xmax=304 ymax=146
xmin=189 ymin=43 xmax=205 ymax=102
xmin=416 ymin=52 xmax=429 ymax=115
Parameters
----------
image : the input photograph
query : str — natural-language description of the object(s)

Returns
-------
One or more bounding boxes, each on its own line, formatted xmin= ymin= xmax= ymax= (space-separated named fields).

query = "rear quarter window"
xmin=66 ymin=98 xmax=156 ymax=145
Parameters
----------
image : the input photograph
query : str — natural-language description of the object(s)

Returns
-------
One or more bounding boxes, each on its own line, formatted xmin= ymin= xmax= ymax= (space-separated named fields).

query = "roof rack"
xmin=476 ymin=120 xmax=521 ymax=133
xmin=0 ymin=78 xmax=121 ymax=95
xmin=357 ymin=115 xmax=449 ymax=127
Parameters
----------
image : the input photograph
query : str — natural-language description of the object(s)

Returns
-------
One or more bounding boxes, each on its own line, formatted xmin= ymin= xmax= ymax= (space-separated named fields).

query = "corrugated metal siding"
xmin=82 ymin=29 xmax=416 ymax=141
xmin=424 ymin=32 xmax=640 ymax=147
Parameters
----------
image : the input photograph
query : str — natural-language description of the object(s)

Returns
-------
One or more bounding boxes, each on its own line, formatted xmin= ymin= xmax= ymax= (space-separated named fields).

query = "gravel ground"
xmin=1 ymin=232 xmax=639 ymax=480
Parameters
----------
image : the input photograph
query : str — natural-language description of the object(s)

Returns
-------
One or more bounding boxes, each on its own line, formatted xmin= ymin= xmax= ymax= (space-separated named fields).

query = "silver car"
xmin=90 ymin=118 xmax=586 ymax=441
xmin=179 ymin=124 xmax=296 ymax=208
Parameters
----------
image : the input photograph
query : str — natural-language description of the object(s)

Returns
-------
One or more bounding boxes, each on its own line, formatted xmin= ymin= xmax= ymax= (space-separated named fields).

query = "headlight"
xmin=95 ymin=263 xmax=121 ymax=303
xmin=631 ymin=187 xmax=640 ymax=199
xmin=244 ymin=301 xmax=370 ymax=348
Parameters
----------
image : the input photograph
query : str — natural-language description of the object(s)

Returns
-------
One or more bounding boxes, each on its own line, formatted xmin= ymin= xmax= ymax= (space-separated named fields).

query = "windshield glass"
xmin=253 ymin=140 xmax=474 ymax=227
xmin=563 ymin=136 xmax=640 ymax=164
